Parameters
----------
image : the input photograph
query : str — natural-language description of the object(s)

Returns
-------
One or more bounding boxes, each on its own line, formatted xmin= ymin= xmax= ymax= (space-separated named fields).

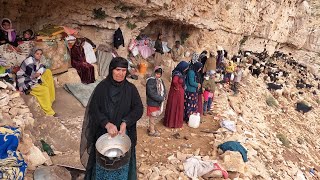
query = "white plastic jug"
xmin=188 ymin=113 xmax=201 ymax=128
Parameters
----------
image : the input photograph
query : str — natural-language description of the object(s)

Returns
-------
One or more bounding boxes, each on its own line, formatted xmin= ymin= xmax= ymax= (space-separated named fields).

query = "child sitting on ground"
xmin=203 ymin=70 xmax=216 ymax=116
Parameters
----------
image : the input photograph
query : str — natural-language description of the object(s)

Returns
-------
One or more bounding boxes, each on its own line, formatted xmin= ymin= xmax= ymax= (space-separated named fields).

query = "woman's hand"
xmin=119 ymin=122 xmax=127 ymax=135
xmin=32 ymin=73 xmax=41 ymax=79
xmin=105 ymin=122 xmax=118 ymax=137
xmin=197 ymin=83 xmax=201 ymax=89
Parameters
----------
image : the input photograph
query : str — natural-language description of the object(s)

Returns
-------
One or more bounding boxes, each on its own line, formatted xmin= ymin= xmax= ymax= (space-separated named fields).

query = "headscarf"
xmin=154 ymin=66 xmax=163 ymax=75
xmin=22 ymin=29 xmax=35 ymax=40
xmin=199 ymin=51 xmax=208 ymax=61
xmin=191 ymin=52 xmax=199 ymax=64
xmin=29 ymin=47 xmax=43 ymax=59
xmin=108 ymin=56 xmax=128 ymax=77
xmin=189 ymin=62 xmax=203 ymax=85
xmin=1 ymin=18 xmax=16 ymax=42
xmin=172 ymin=61 xmax=189 ymax=77
xmin=209 ymin=70 xmax=216 ymax=75
xmin=190 ymin=62 xmax=203 ymax=72
xmin=157 ymin=33 xmax=162 ymax=40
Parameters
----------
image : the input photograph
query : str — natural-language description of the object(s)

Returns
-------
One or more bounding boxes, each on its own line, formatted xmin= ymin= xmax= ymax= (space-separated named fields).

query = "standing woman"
xmin=16 ymin=48 xmax=56 ymax=116
xmin=71 ymin=38 xmax=95 ymax=84
xmin=154 ymin=33 xmax=164 ymax=66
xmin=184 ymin=62 xmax=202 ymax=122
xmin=163 ymin=61 xmax=189 ymax=128
xmin=80 ymin=57 xmax=143 ymax=180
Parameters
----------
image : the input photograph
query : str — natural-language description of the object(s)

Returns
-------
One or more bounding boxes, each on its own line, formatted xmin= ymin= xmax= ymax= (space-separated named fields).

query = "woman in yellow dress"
xmin=16 ymin=48 xmax=56 ymax=116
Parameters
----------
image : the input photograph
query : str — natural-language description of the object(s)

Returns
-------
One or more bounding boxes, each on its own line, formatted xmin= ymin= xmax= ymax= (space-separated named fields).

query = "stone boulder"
xmin=221 ymin=151 xmax=246 ymax=174
xmin=56 ymin=68 xmax=81 ymax=86
xmin=34 ymin=166 xmax=72 ymax=180
xmin=18 ymin=134 xmax=34 ymax=154
xmin=25 ymin=145 xmax=47 ymax=170
xmin=0 ymin=81 xmax=8 ymax=89
xmin=0 ymin=93 xmax=9 ymax=107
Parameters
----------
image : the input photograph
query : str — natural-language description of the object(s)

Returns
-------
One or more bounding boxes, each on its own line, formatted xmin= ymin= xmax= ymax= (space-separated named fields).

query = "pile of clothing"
xmin=0 ymin=126 xmax=27 ymax=179
xmin=128 ymin=35 xmax=171 ymax=59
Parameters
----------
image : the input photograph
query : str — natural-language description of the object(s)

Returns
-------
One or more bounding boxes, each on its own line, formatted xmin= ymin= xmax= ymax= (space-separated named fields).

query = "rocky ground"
xmin=0 ymin=55 xmax=319 ymax=180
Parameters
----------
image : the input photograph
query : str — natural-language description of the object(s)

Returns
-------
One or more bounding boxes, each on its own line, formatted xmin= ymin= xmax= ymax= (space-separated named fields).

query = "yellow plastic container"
xmin=139 ymin=62 xmax=148 ymax=75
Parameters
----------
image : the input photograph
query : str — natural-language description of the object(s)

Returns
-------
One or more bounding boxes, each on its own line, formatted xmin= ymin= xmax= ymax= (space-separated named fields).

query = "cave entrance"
xmin=139 ymin=19 xmax=197 ymax=48
xmin=134 ymin=19 xmax=197 ymax=79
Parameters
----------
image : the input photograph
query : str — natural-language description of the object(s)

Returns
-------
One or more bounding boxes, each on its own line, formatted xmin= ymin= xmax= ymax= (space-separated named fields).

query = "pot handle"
xmin=100 ymin=156 xmax=122 ymax=166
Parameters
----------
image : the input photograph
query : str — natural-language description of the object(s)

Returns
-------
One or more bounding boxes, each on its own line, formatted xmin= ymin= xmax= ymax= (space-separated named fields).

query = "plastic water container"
xmin=188 ymin=113 xmax=201 ymax=128
xmin=139 ymin=62 xmax=148 ymax=75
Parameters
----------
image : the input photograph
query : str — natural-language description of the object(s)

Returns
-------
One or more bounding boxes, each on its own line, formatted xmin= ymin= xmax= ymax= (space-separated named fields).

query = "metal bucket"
xmin=95 ymin=133 xmax=131 ymax=170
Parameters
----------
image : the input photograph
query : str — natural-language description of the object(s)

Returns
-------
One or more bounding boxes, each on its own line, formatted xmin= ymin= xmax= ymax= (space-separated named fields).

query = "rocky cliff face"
xmin=1 ymin=0 xmax=319 ymax=64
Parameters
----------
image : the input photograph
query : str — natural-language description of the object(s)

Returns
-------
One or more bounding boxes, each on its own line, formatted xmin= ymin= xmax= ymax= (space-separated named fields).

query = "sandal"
xmin=148 ymin=130 xmax=160 ymax=137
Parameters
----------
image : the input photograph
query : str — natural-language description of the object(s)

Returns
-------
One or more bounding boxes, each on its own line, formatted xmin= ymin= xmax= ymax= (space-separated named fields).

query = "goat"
xmin=296 ymin=102 xmax=312 ymax=114
xmin=267 ymin=83 xmax=283 ymax=91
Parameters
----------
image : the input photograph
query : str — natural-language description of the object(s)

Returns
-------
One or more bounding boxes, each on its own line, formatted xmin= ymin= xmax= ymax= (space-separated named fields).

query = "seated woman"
xmin=0 ymin=18 xmax=18 ymax=47
xmin=71 ymin=38 xmax=95 ymax=84
xmin=16 ymin=48 xmax=57 ymax=116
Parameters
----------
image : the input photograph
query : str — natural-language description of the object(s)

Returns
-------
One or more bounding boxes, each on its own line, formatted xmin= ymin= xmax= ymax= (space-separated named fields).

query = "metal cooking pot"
xmin=95 ymin=133 xmax=132 ymax=170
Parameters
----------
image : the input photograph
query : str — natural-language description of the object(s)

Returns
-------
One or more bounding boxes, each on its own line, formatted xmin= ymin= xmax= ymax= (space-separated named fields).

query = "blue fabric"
xmin=0 ymin=126 xmax=27 ymax=180
xmin=127 ymin=147 xmax=137 ymax=180
xmin=218 ymin=141 xmax=248 ymax=162
xmin=172 ymin=61 xmax=189 ymax=77
xmin=185 ymin=70 xmax=198 ymax=92
xmin=184 ymin=91 xmax=198 ymax=121
xmin=94 ymin=162 xmax=129 ymax=180
xmin=93 ymin=147 xmax=137 ymax=180
xmin=189 ymin=62 xmax=203 ymax=72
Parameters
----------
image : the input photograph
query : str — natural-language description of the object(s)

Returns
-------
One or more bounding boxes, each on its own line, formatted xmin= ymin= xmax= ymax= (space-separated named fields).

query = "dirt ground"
xmin=25 ymin=87 xmax=220 ymax=179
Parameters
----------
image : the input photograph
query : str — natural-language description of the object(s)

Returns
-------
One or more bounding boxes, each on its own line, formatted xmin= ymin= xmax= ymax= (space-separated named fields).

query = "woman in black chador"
xmin=80 ymin=57 xmax=143 ymax=180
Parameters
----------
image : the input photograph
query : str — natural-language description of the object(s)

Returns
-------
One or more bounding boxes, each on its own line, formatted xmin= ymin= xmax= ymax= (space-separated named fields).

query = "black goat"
xmin=296 ymin=102 xmax=312 ymax=114
xmin=267 ymin=83 xmax=283 ymax=91
xmin=305 ymin=84 xmax=314 ymax=89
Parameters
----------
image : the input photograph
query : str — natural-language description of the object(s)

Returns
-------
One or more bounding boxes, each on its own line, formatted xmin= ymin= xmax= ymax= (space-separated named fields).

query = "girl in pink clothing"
xmin=203 ymin=70 xmax=216 ymax=115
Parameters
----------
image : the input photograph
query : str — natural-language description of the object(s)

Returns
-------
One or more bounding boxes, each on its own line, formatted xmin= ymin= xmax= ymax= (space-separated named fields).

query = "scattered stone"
xmin=34 ymin=166 xmax=72 ymax=180
xmin=190 ymin=133 xmax=197 ymax=137
xmin=56 ymin=68 xmax=81 ymax=86
xmin=42 ymin=152 xmax=53 ymax=166
xmin=0 ymin=81 xmax=8 ymax=89
xmin=9 ymin=92 xmax=20 ymax=99
xmin=18 ymin=134 xmax=34 ymax=154
xmin=9 ymin=107 xmax=19 ymax=117
xmin=193 ymin=148 xmax=200 ymax=156
xmin=18 ymin=108 xmax=30 ymax=115
xmin=221 ymin=151 xmax=245 ymax=174
xmin=25 ymin=146 xmax=47 ymax=170
xmin=0 ymin=93 xmax=9 ymax=107
xmin=176 ymin=152 xmax=188 ymax=161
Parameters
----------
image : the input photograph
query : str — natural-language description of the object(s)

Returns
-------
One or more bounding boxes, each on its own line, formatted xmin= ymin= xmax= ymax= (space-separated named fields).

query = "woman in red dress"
xmin=71 ymin=38 xmax=95 ymax=84
xmin=163 ymin=61 xmax=189 ymax=128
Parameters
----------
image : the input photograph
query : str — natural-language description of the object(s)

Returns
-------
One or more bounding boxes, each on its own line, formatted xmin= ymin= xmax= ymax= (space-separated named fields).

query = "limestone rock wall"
xmin=0 ymin=0 xmax=319 ymax=59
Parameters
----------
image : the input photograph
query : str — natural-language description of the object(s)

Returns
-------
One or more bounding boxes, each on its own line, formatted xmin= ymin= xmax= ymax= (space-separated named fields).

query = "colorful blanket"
xmin=35 ymin=40 xmax=70 ymax=75
xmin=0 ymin=126 xmax=27 ymax=180
xmin=0 ymin=41 xmax=34 ymax=67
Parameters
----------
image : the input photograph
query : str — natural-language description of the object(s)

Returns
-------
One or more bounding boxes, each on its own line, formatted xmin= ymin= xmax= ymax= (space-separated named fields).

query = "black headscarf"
xmin=80 ymin=57 xmax=143 ymax=179
xmin=189 ymin=62 xmax=203 ymax=93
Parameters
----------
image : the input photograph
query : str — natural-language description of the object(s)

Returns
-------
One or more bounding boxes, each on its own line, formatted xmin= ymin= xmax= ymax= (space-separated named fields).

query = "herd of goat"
xmin=231 ymin=50 xmax=318 ymax=114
